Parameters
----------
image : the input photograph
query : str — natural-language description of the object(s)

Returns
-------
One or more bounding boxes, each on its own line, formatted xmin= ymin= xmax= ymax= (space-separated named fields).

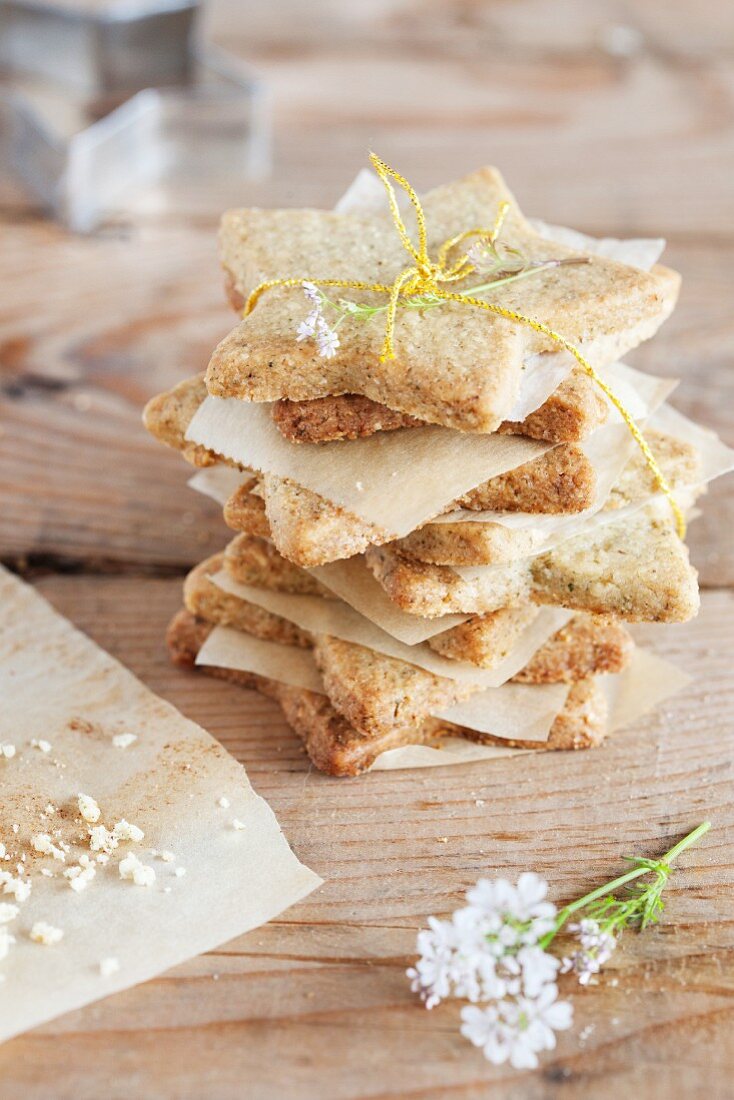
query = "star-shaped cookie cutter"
xmin=0 ymin=0 xmax=270 ymax=231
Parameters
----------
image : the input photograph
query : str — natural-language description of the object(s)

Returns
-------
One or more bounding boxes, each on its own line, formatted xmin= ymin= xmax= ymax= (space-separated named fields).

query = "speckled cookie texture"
xmin=211 ymin=167 xmax=679 ymax=432
xmin=143 ymin=373 xmax=604 ymax=567
xmin=168 ymin=610 xmax=608 ymax=776
xmin=184 ymin=555 xmax=312 ymax=648
xmin=430 ymin=611 xmax=633 ymax=679
xmin=143 ymin=374 xmax=220 ymax=468
xmin=365 ymin=507 xmax=699 ymax=621
xmin=312 ymin=635 xmax=476 ymax=737
xmin=223 ymin=533 xmax=337 ymax=598
xmin=219 ymin=533 xmax=635 ymax=681
xmin=391 ymin=428 xmax=702 ymax=567
xmin=270 ymin=368 xmax=609 ymax=446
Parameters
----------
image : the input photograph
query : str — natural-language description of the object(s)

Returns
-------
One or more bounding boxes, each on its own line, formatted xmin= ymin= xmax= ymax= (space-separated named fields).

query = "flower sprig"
xmin=408 ymin=821 xmax=710 ymax=1070
xmin=295 ymin=244 xmax=589 ymax=359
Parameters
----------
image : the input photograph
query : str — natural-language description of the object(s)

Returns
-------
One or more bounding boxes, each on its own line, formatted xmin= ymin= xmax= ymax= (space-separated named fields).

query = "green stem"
xmin=457 ymin=260 xmax=573 ymax=299
xmin=538 ymin=821 xmax=711 ymax=949
xmin=328 ymin=257 xmax=587 ymax=324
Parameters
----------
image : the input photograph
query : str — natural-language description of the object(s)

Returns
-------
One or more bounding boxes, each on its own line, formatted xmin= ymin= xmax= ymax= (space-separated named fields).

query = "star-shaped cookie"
xmin=208 ymin=167 xmax=679 ymax=433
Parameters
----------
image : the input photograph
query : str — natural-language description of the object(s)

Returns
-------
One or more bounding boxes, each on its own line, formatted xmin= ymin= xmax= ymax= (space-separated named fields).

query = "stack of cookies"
xmin=145 ymin=160 xmax=731 ymax=775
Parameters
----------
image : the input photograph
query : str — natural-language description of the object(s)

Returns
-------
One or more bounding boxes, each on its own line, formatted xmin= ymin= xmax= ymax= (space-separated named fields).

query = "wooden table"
xmin=1 ymin=2 xmax=733 ymax=1095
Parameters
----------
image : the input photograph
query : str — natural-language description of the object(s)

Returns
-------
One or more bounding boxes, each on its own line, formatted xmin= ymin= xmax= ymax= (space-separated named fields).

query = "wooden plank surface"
xmin=1 ymin=0 xmax=733 ymax=1095
xmin=0 ymin=576 xmax=732 ymax=1099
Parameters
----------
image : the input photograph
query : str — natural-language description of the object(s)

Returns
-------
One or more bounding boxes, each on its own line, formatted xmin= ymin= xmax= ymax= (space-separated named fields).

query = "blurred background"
xmin=1 ymin=0 xmax=732 ymax=581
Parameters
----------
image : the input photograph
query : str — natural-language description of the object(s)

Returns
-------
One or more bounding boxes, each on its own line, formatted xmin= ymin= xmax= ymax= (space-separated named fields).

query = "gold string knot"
xmin=243 ymin=153 xmax=686 ymax=539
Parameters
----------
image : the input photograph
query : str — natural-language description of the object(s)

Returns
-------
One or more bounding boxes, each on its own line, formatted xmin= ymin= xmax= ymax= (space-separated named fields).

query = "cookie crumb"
xmin=99 ymin=957 xmax=120 ymax=978
xmin=78 ymin=794 xmax=101 ymax=824
xmin=119 ymin=853 xmax=155 ymax=887
xmin=112 ymin=733 xmax=137 ymax=749
xmin=113 ymin=820 xmax=144 ymax=843
xmin=30 ymin=921 xmax=63 ymax=946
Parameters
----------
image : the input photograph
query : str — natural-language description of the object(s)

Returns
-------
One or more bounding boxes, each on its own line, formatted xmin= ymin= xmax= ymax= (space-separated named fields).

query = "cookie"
xmin=365 ymin=507 xmax=699 ymax=621
xmin=392 ymin=428 xmax=702 ymax=566
xmin=211 ymin=166 xmax=679 ymax=432
xmin=218 ymin=537 xmax=634 ymax=681
xmin=224 ymin=533 xmax=337 ymax=598
xmin=270 ymin=368 xmax=609 ymax=445
xmin=142 ymin=374 xmax=220 ymax=469
xmin=168 ymin=610 xmax=608 ymax=775
xmin=312 ymin=634 xmax=476 ymax=738
xmin=431 ymin=611 xmax=633 ymax=679
xmin=184 ymin=554 xmax=312 ymax=648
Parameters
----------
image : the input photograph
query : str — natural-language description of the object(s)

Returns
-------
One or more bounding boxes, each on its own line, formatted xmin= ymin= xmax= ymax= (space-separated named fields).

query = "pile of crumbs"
xmin=0 ymin=757 xmax=245 ymax=980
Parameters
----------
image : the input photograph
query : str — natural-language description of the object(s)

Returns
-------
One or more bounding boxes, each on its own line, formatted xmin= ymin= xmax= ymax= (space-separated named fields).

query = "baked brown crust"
xmin=498 ymin=369 xmax=609 ymax=442
xmin=312 ymin=634 xmax=474 ymax=738
xmin=223 ymin=481 xmax=271 ymax=537
xmin=212 ymin=167 xmax=679 ymax=433
xmin=272 ymin=394 xmax=422 ymax=443
xmin=429 ymin=606 xmax=540 ymax=667
xmin=270 ymin=369 xmax=609 ymax=446
xmin=365 ymin=508 xmax=700 ymax=622
xmin=513 ymin=614 xmax=632 ymax=682
xmin=224 ymin=533 xmax=337 ymax=598
xmin=184 ymin=555 xmax=313 ymax=648
xmin=168 ymin=610 xmax=608 ymax=775
xmin=456 ymin=444 xmax=594 ymax=514
xmin=142 ymin=373 xmax=220 ymax=468
xmin=431 ymin=610 xmax=633 ymax=679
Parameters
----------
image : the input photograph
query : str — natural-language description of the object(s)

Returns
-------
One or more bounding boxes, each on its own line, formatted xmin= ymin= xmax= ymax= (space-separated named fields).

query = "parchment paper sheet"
xmin=195 ymin=628 xmax=688 ymax=765
xmin=196 ymin=625 xmax=570 ymax=741
xmin=373 ymin=647 xmax=690 ymax=770
xmin=187 ymin=173 xmax=670 ymax=537
xmin=185 ymin=362 xmax=668 ymax=538
xmin=0 ymin=567 xmax=321 ymax=1044
xmin=189 ymin=465 xmax=247 ymax=505
xmin=334 ymin=171 xmax=666 ymax=425
xmin=186 ymin=396 xmax=551 ymax=537
xmin=210 ymin=567 xmax=572 ymax=687
xmin=310 ymin=556 xmax=471 ymax=642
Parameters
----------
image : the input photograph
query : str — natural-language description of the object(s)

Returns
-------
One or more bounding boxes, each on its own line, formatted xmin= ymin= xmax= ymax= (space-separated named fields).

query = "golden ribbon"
xmin=244 ymin=153 xmax=685 ymax=538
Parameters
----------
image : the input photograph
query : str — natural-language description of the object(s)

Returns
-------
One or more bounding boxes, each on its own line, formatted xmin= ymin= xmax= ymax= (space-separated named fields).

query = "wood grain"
xmin=1 ymin=230 xmax=732 ymax=580
xmin=1 ymin=0 xmax=733 ymax=1094
xmin=0 ymin=574 xmax=731 ymax=1099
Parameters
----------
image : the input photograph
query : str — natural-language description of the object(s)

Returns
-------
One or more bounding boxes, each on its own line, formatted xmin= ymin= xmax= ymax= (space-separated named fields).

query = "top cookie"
xmin=210 ymin=165 xmax=679 ymax=433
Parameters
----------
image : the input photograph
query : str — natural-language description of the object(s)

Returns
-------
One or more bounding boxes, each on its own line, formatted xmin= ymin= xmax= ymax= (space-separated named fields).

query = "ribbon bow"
xmin=244 ymin=153 xmax=685 ymax=538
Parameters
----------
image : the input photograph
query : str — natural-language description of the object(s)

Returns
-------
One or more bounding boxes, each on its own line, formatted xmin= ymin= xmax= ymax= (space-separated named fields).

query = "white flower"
xmin=407 ymin=916 xmax=457 ymax=1009
xmin=406 ymin=886 xmax=560 ymax=1011
xmin=296 ymin=309 xmax=320 ymax=341
xmin=316 ymin=317 xmax=340 ymax=358
xmin=517 ymin=945 xmax=560 ymax=997
xmin=295 ymin=283 xmax=340 ymax=358
xmin=466 ymin=240 xmax=493 ymax=271
xmin=561 ymin=919 xmax=616 ymax=985
xmin=461 ymin=984 xmax=572 ymax=1069
xmin=302 ymin=281 xmax=321 ymax=304
xmin=466 ymin=872 xmax=557 ymax=946
xmin=408 ymin=874 xmax=571 ymax=1071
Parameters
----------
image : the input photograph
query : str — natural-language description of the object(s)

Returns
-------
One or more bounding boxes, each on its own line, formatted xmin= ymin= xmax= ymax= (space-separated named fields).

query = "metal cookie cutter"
xmin=0 ymin=0 xmax=270 ymax=231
